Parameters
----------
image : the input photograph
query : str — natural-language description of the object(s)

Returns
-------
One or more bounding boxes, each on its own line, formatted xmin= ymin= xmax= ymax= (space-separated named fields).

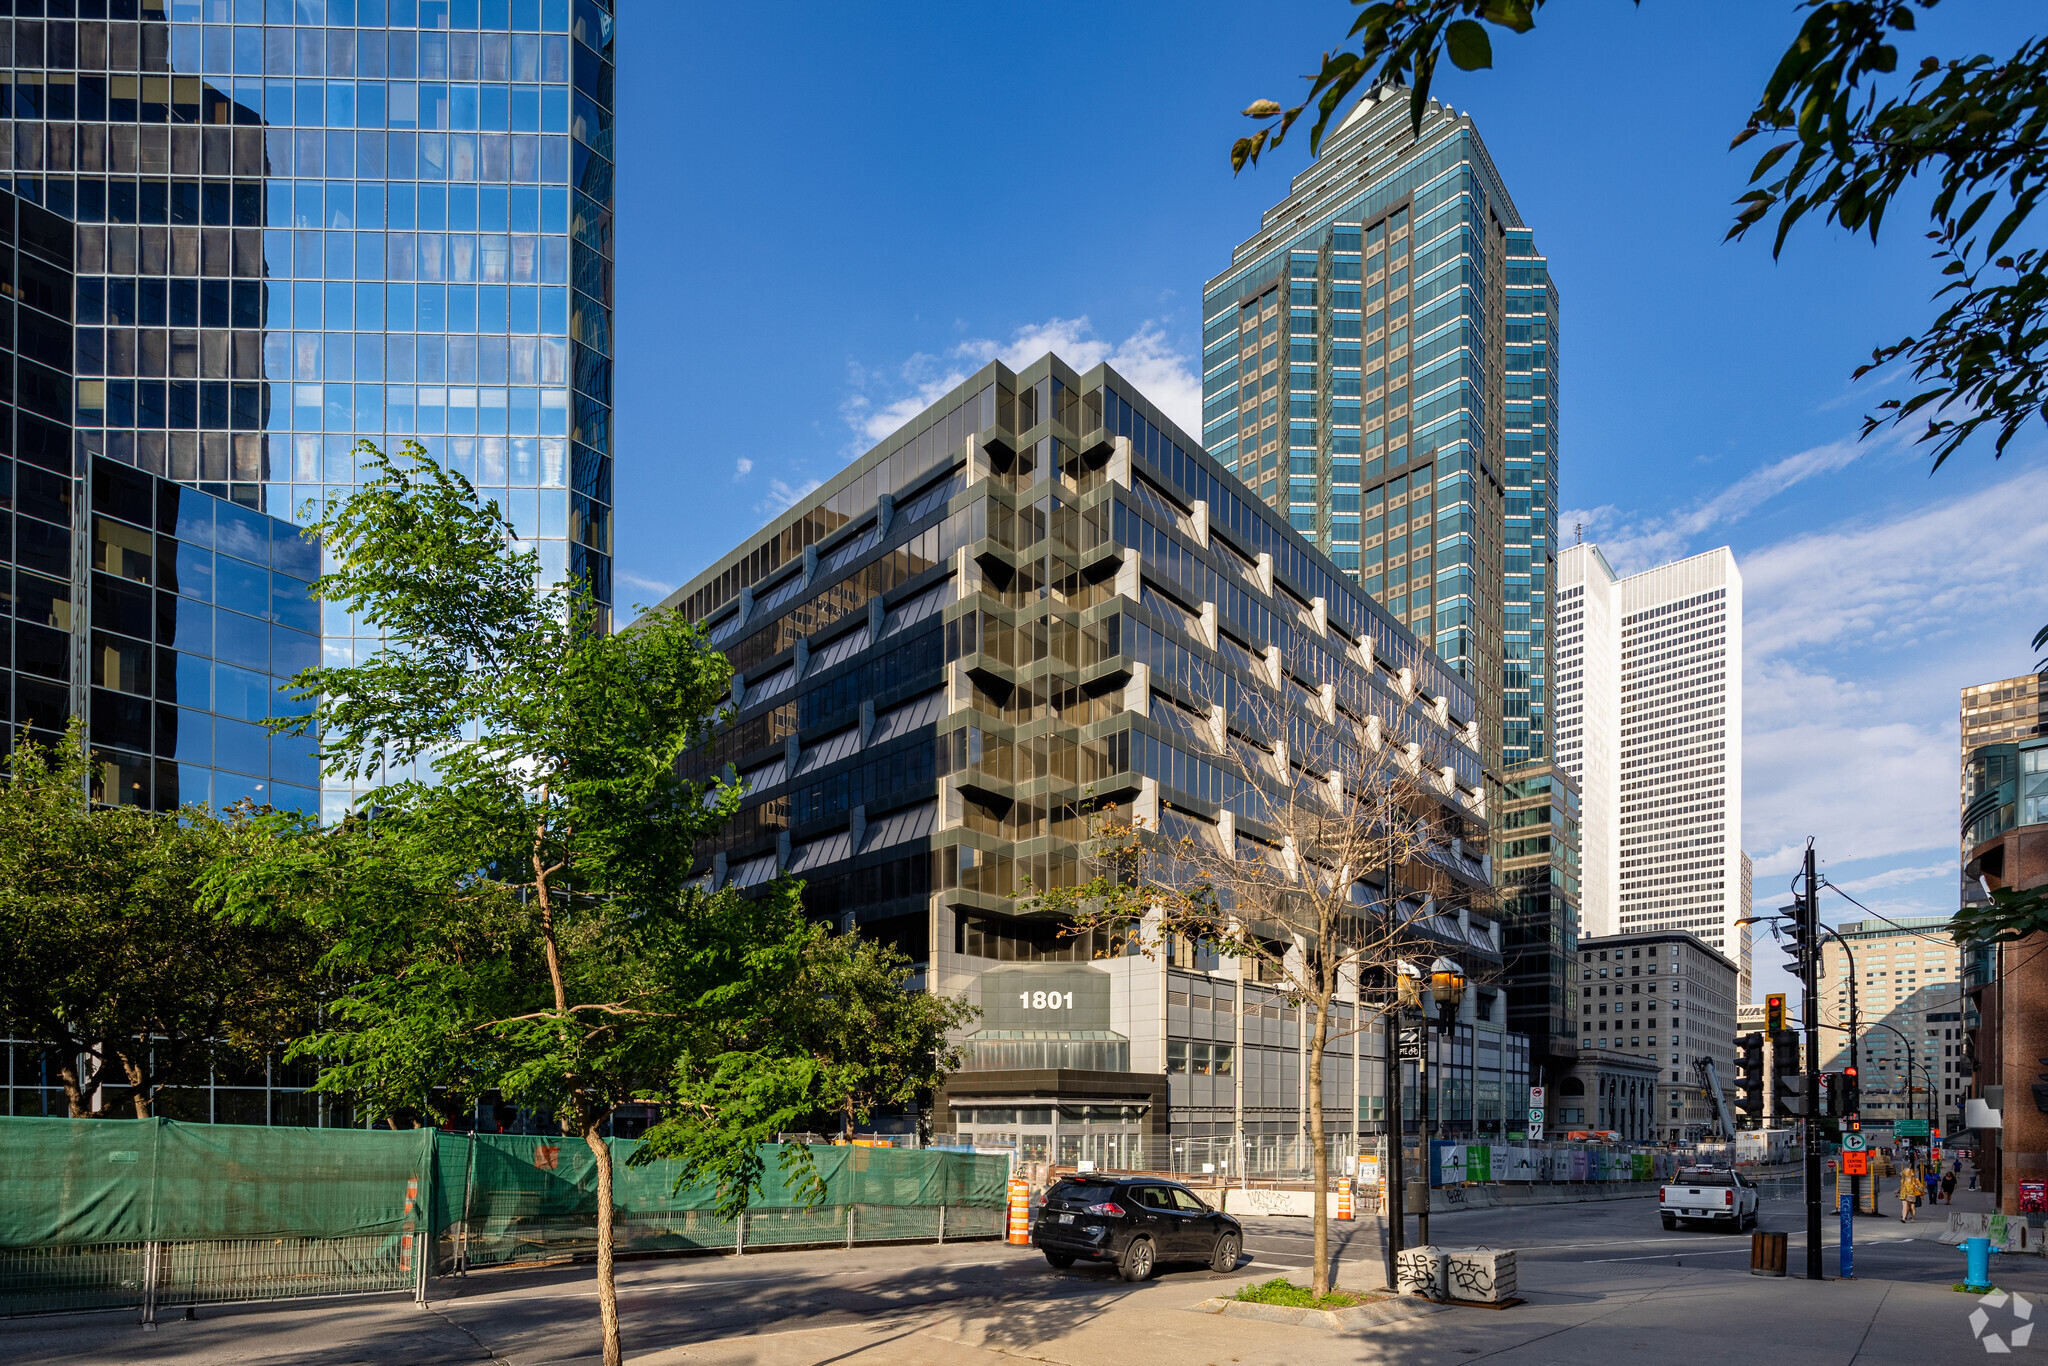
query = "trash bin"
xmin=1750 ymin=1229 xmax=1787 ymax=1277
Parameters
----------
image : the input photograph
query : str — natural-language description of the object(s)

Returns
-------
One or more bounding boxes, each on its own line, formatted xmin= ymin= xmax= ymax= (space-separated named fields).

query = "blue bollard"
xmin=1963 ymin=1236 xmax=1999 ymax=1290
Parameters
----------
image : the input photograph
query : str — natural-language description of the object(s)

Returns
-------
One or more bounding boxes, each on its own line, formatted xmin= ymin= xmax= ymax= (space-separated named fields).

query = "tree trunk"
xmin=1307 ymin=1002 xmax=1330 ymax=1297
xmin=584 ymin=1121 xmax=623 ymax=1366
xmin=57 ymin=1051 xmax=88 ymax=1119
xmin=118 ymin=1049 xmax=153 ymax=1119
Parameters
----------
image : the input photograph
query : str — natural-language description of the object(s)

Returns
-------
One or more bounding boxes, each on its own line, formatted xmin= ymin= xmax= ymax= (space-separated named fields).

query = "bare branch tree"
xmin=1033 ymin=650 xmax=1493 ymax=1296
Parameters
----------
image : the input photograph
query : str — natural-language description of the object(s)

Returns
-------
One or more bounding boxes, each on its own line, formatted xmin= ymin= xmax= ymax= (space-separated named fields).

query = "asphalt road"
xmin=7 ymin=1193 xmax=2043 ymax=1364
xmin=1217 ymin=1185 xmax=2048 ymax=1294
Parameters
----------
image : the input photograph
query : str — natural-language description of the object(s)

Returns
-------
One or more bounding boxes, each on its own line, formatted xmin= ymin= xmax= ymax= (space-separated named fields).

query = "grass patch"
xmin=1233 ymin=1276 xmax=1372 ymax=1310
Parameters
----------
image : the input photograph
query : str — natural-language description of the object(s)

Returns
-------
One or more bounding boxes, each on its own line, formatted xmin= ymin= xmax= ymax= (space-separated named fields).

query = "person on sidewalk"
xmin=1898 ymin=1167 xmax=1925 ymax=1222
xmin=1941 ymin=1168 xmax=1958 ymax=1204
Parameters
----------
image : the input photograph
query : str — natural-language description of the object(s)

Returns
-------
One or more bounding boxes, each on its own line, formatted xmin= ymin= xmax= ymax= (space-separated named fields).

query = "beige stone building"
xmin=1817 ymin=917 xmax=1965 ymax=1134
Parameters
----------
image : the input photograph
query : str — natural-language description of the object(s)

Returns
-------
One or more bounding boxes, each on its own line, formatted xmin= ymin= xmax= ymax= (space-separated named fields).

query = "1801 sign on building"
xmin=978 ymin=967 xmax=1112 ymax=1031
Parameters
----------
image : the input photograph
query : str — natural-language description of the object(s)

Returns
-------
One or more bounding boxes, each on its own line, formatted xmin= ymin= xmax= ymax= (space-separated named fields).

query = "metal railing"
xmin=0 ymin=1235 xmax=416 ymax=1320
xmin=3 ymin=1206 xmax=1009 ymax=1322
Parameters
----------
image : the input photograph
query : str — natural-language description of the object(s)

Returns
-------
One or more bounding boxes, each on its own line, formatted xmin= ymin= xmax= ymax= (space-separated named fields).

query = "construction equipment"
xmin=1694 ymin=1056 xmax=1741 ymax=1140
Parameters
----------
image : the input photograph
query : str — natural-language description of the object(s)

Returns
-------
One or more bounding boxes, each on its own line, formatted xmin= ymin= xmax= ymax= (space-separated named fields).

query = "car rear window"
xmin=1677 ymin=1169 xmax=1735 ymax=1185
xmin=1048 ymin=1179 xmax=1117 ymax=1202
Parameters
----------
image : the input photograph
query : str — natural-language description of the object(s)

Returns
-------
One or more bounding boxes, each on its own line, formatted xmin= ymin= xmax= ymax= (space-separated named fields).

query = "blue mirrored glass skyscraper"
xmin=2 ymin=0 xmax=614 ymax=629
xmin=1202 ymin=86 xmax=1558 ymax=773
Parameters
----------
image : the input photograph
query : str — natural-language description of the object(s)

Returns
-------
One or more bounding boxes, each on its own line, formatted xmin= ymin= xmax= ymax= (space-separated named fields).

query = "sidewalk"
xmin=645 ymin=1256 xmax=2048 ymax=1366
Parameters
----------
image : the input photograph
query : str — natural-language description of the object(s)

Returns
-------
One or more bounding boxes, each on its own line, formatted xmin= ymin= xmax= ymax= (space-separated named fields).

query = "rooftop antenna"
xmin=1575 ymin=521 xmax=1584 ymax=546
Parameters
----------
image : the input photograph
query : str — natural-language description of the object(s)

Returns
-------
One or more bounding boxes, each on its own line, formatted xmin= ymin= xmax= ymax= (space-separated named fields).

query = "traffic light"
xmin=1841 ymin=1065 xmax=1860 ymax=1120
xmin=1780 ymin=900 xmax=1812 ymax=975
xmin=1765 ymin=994 xmax=1786 ymax=1034
xmin=1820 ymin=1071 xmax=1842 ymax=1117
xmin=1734 ymin=1032 xmax=1766 ymax=1122
xmin=1772 ymin=1029 xmax=1805 ymax=1120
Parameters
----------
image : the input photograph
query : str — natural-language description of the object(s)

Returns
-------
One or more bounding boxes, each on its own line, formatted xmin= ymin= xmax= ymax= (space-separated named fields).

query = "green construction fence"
xmin=0 ymin=1118 xmax=1010 ymax=1317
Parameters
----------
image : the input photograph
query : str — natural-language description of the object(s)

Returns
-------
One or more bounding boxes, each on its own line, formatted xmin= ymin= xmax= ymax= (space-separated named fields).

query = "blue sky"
xmin=610 ymin=2 xmax=2048 ymax=993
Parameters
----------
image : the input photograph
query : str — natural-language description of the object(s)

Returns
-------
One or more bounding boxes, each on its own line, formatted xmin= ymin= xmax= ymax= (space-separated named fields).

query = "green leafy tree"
xmin=801 ymin=935 xmax=976 ymax=1143
xmin=210 ymin=441 xmax=976 ymax=1364
xmin=1233 ymin=3 xmax=2048 ymax=478
xmin=209 ymin=439 xmax=741 ymax=1366
xmin=629 ymin=909 xmax=973 ymax=1215
xmin=0 ymin=723 xmax=320 ymax=1118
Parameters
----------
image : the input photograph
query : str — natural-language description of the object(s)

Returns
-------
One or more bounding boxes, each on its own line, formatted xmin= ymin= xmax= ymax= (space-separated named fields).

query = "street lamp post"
xmin=1418 ymin=958 xmax=1466 ymax=1249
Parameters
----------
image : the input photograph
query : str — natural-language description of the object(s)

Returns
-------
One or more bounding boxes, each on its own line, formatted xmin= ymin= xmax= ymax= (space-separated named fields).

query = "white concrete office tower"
xmin=1553 ymin=545 xmax=1745 ymax=978
xmin=1554 ymin=544 xmax=1621 ymax=936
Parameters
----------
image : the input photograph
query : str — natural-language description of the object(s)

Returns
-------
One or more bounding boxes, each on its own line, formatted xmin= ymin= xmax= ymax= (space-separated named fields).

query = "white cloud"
xmin=756 ymin=477 xmax=822 ymax=517
xmin=1830 ymin=862 xmax=1959 ymax=895
xmin=1570 ymin=431 xmax=1910 ymax=577
xmin=843 ymin=315 xmax=1203 ymax=452
xmin=733 ymin=457 xmax=753 ymax=480
xmin=1740 ymin=465 xmax=2048 ymax=661
xmin=616 ymin=570 xmax=678 ymax=603
xmin=1740 ymin=464 xmax=2048 ymax=874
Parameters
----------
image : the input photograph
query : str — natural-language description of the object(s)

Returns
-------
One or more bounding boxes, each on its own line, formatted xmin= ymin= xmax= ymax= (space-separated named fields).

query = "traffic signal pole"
xmin=1803 ymin=844 xmax=1823 ymax=1281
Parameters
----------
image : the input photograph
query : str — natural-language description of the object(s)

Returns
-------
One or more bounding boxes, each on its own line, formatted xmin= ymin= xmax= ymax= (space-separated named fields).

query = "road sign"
xmin=1528 ymin=1107 xmax=1545 ymax=1126
xmin=1841 ymin=1151 xmax=1869 ymax=1176
xmin=1895 ymin=1119 xmax=1930 ymax=1138
xmin=1530 ymin=1086 xmax=1547 ymax=1107
xmin=1841 ymin=1132 xmax=1868 ymax=1151
xmin=1399 ymin=1026 xmax=1425 ymax=1060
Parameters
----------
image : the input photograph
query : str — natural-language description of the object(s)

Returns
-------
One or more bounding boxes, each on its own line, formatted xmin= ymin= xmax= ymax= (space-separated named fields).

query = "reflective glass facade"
xmin=0 ymin=0 xmax=613 ymax=626
xmin=1202 ymin=86 xmax=1559 ymax=774
xmin=669 ymin=354 xmax=1502 ymax=1155
xmin=0 ymin=183 xmax=322 ymax=813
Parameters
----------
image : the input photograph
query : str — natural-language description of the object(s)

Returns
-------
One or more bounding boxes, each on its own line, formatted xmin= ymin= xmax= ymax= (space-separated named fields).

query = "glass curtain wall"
xmin=4 ymin=0 xmax=615 ymax=812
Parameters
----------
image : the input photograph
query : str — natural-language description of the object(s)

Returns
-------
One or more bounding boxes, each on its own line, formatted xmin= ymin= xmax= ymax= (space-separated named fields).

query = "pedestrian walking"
xmin=1898 ymin=1167 xmax=1925 ymax=1222
xmin=1941 ymin=1168 xmax=1958 ymax=1204
xmin=1969 ymin=1166 xmax=1980 ymax=1192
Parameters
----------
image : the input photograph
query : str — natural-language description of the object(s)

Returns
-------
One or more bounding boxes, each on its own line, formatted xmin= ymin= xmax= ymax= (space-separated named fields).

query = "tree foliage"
xmin=208 ymin=438 xmax=742 ymax=1366
xmin=0 ymin=723 xmax=322 ymax=1119
xmin=634 ymin=919 xmax=975 ymax=1218
xmin=1234 ymin=2 xmax=2048 ymax=473
xmin=206 ymin=440 xmax=971 ymax=1364
xmin=1950 ymin=883 xmax=2048 ymax=947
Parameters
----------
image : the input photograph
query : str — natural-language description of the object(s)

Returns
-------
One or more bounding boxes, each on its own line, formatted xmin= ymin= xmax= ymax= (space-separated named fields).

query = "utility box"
xmin=1751 ymin=1229 xmax=1788 ymax=1276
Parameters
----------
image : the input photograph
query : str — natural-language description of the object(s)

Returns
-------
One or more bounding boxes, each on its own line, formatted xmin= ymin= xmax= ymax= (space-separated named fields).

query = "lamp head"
xmin=1429 ymin=957 xmax=1467 ymax=1007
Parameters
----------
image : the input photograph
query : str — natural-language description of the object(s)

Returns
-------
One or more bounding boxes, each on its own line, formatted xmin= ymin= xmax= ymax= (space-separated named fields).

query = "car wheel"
xmin=1661 ymin=1216 xmax=1677 ymax=1230
xmin=1119 ymin=1236 xmax=1157 ymax=1282
xmin=1044 ymin=1251 xmax=1075 ymax=1269
xmin=1210 ymin=1232 xmax=1242 ymax=1274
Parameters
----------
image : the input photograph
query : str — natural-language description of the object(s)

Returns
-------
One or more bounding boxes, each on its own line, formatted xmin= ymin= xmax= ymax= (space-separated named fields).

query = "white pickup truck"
xmin=1660 ymin=1166 xmax=1759 ymax=1231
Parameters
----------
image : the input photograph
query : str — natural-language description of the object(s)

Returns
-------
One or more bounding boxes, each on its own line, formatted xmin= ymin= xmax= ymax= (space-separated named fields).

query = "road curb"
xmin=1191 ymin=1293 xmax=1448 ymax=1329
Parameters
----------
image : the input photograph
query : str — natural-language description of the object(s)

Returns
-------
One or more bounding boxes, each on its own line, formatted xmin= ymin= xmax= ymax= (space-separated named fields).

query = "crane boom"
xmin=1693 ymin=1056 xmax=1739 ymax=1140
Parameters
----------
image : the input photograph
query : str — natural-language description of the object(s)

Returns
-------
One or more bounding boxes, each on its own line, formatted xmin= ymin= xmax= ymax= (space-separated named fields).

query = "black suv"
xmin=1032 ymin=1174 xmax=1242 ymax=1281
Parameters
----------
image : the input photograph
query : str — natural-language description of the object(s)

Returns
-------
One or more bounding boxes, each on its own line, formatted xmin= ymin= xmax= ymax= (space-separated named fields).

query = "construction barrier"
xmin=1336 ymin=1176 xmax=1353 ymax=1221
xmin=1006 ymin=1178 xmax=1031 ymax=1245
xmin=0 ymin=1119 xmax=1010 ymax=1319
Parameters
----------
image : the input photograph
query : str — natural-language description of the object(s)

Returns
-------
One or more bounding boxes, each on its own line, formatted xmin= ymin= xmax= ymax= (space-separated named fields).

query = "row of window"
xmin=80 ymin=278 xmax=573 ymax=334
xmin=82 ymin=329 xmax=571 ymax=386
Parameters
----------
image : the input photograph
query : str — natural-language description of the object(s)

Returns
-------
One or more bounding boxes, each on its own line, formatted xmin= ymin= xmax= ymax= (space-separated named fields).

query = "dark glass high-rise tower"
xmin=1 ymin=0 xmax=614 ymax=632
xmin=1202 ymin=86 xmax=1558 ymax=773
